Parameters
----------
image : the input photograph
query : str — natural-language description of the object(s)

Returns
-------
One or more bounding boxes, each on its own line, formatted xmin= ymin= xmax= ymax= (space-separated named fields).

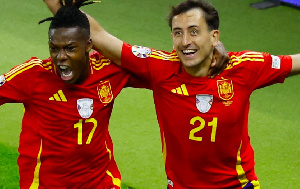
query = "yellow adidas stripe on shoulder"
xmin=40 ymin=60 xmax=55 ymax=73
xmin=5 ymin=59 xmax=43 ymax=81
xmin=226 ymin=52 xmax=264 ymax=70
xmin=150 ymin=50 xmax=180 ymax=61
xmin=90 ymin=56 xmax=111 ymax=71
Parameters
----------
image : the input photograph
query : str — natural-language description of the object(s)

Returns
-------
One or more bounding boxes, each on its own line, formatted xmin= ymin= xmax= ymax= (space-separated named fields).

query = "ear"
xmin=86 ymin=38 xmax=93 ymax=52
xmin=211 ymin=30 xmax=220 ymax=46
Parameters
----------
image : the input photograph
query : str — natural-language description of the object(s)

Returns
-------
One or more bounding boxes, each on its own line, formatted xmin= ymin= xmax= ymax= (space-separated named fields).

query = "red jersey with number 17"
xmin=0 ymin=51 xmax=131 ymax=188
xmin=121 ymin=43 xmax=292 ymax=189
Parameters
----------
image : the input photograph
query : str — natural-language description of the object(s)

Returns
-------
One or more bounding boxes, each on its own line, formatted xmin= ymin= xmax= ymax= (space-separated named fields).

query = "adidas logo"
xmin=49 ymin=90 xmax=67 ymax=102
xmin=171 ymin=84 xmax=189 ymax=96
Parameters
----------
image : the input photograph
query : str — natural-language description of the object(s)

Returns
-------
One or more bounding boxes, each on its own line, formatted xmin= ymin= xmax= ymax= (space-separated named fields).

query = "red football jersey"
xmin=121 ymin=43 xmax=292 ymax=189
xmin=0 ymin=51 xmax=131 ymax=188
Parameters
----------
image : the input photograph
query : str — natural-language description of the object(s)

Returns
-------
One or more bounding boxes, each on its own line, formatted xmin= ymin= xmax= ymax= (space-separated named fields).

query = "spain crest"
xmin=77 ymin=98 xmax=94 ymax=118
xmin=217 ymin=78 xmax=234 ymax=100
xmin=97 ymin=80 xmax=113 ymax=104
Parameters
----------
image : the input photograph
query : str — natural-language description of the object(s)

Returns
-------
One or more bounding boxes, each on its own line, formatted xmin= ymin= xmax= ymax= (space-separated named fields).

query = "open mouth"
xmin=182 ymin=49 xmax=197 ymax=56
xmin=59 ymin=65 xmax=73 ymax=81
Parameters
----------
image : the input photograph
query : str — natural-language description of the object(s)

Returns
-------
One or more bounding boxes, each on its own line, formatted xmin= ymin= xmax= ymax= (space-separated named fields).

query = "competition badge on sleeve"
xmin=271 ymin=55 xmax=281 ymax=69
xmin=196 ymin=94 xmax=213 ymax=113
xmin=97 ymin=80 xmax=113 ymax=104
xmin=77 ymin=98 xmax=94 ymax=118
xmin=132 ymin=45 xmax=152 ymax=58
xmin=217 ymin=78 xmax=234 ymax=100
xmin=0 ymin=75 xmax=6 ymax=86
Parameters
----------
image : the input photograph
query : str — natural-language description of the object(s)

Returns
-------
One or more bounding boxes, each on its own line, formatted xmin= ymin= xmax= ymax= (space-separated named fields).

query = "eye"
xmin=190 ymin=29 xmax=198 ymax=36
xmin=49 ymin=46 xmax=58 ymax=52
xmin=65 ymin=46 xmax=76 ymax=52
xmin=173 ymin=30 xmax=182 ymax=37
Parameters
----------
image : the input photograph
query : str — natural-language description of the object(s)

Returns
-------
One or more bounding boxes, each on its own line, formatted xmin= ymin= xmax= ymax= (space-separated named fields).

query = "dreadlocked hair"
xmin=39 ymin=0 xmax=100 ymax=35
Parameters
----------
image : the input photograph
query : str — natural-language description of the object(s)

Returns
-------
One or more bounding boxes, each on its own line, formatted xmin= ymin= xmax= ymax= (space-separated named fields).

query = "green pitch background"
xmin=0 ymin=0 xmax=299 ymax=188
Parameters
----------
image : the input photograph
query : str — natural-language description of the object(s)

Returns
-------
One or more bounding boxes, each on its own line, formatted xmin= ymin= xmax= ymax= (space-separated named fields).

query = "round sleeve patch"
xmin=0 ymin=75 xmax=6 ymax=86
xmin=132 ymin=45 xmax=152 ymax=58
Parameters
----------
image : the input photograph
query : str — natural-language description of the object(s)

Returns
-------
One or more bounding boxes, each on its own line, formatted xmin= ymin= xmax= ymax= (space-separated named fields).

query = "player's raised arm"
xmin=289 ymin=54 xmax=300 ymax=76
xmin=43 ymin=0 xmax=123 ymax=66
xmin=86 ymin=11 xmax=123 ymax=66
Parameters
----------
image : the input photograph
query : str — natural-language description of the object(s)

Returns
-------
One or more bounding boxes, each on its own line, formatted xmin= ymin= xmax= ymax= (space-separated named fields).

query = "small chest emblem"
xmin=217 ymin=78 xmax=234 ymax=100
xmin=97 ymin=80 xmax=113 ymax=104
xmin=196 ymin=94 xmax=213 ymax=113
xmin=77 ymin=98 xmax=94 ymax=118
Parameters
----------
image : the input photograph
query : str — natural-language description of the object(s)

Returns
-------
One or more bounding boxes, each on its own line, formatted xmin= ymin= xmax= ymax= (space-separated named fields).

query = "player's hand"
xmin=208 ymin=41 xmax=229 ymax=78
xmin=43 ymin=0 xmax=62 ymax=14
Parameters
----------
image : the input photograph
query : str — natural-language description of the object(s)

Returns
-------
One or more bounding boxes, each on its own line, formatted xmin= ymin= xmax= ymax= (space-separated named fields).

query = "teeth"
xmin=60 ymin=65 xmax=68 ymax=70
xmin=183 ymin=49 xmax=196 ymax=54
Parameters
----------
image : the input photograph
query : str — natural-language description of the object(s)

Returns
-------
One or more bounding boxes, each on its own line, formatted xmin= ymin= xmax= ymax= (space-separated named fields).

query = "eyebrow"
xmin=172 ymin=25 xmax=199 ymax=31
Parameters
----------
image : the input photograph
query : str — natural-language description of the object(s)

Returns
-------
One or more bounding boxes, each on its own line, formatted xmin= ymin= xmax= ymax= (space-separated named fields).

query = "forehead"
xmin=172 ymin=8 xmax=206 ymax=30
xmin=49 ymin=27 xmax=86 ymax=44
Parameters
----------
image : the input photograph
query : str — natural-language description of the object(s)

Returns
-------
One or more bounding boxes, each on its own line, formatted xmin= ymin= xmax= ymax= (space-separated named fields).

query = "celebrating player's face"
xmin=171 ymin=8 xmax=219 ymax=75
xmin=48 ymin=27 xmax=92 ymax=84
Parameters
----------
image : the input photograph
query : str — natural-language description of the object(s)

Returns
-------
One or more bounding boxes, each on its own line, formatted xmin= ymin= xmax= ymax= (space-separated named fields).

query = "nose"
xmin=57 ymin=49 xmax=67 ymax=60
xmin=182 ymin=33 xmax=192 ymax=47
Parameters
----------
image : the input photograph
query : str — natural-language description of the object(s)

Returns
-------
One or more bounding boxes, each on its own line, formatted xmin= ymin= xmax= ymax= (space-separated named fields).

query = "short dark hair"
xmin=167 ymin=0 xmax=219 ymax=31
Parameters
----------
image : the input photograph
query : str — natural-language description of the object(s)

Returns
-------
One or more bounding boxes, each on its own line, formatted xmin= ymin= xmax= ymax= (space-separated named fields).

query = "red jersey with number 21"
xmin=121 ymin=43 xmax=292 ymax=189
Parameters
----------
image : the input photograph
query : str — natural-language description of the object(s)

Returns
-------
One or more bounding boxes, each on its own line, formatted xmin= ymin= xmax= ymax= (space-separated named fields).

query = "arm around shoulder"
xmin=289 ymin=54 xmax=300 ymax=76
xmin=87 ymin=13 xmax=123 ymax=66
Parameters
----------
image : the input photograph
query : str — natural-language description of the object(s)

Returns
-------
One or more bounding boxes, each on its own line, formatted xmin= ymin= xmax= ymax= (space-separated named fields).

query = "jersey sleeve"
xmin=121 ymin=42 xmax=181 ymax=89
xmin=0 ymin=58 xmax=42 ymax=105
xmin=228 ymin=51 xmax=292 ymax=91
xmin=121 ymin=43 xmax=152 ymax=81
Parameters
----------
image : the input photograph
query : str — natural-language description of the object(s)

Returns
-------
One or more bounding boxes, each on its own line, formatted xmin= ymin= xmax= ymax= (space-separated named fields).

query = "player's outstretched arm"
xmin=43 ymin=0 xmax=123 ymax=66
xmin=289 ymin=54 xmax=300 ymax=76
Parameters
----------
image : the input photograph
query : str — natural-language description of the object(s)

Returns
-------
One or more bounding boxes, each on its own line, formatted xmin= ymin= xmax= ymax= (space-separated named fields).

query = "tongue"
xmin=61 ymin=67 xmax=73 ymax=81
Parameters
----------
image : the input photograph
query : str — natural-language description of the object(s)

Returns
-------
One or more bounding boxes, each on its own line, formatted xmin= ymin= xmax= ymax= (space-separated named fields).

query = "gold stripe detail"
xmin=53 ymin=93 xmax=61 ymax=101
xmin=106 ymin=170 xmax=121 ymax=187
xmin=105 ymin=141 xmax=112 ymax=160
xmin=150 ymin=50 xmax=180 ymax=61
xmin=181 ymin=84 xmax=189 ymax=95
xmin=226 ymin=52 xmax=264 ymax=70
xmin=58 ymin=90 xmax=67 ymax=102
xmin=6 ymin=60 xmax=42 ymax=81
xmin=49 ymin=90 xmax=67 ymax=102
xmin=171 ymin=84 xmax=189 ymax=96
xmin=176 ymin=87 xmax=182 ymax=94
xmin=30 ymin=140 xmax=43 ymax=189
xmin=162 ymin=132 xmax=167 ymax=164
xmin=90 ymin=57 xmax=111 ymax=71
xmin=236 ymin=142 xmax=249 ymax=187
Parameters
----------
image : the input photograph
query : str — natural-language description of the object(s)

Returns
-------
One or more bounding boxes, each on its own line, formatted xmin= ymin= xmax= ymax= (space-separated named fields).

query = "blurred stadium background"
xmin=0 ymin=0 xmax=299 ymax=188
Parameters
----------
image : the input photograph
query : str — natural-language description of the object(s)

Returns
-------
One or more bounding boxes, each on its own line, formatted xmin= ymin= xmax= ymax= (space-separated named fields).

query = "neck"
xmin=183 ymin=54 xmax=213 ymax=77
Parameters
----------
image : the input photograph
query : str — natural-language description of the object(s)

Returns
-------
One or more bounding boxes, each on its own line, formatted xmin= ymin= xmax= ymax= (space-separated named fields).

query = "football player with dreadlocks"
xmin=0 ymin=0 xmax=141 ymax=188
xmin=43 ymin=0 xmax=300 ymax=189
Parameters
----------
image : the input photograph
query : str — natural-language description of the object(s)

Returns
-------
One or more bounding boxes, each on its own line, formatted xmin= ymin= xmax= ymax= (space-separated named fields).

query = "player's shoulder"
xmin=3 ymin=57 xmax=54 ymax=81
xmin=150 ymin=48 xmax=180 ymax=62
xmin=226 ymin=51 xmax=266 ymax=70
xmin=125 ymin=43 xmax=180 ymax=63
xmin=89 ymin=51 xmax=122 ymax=72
